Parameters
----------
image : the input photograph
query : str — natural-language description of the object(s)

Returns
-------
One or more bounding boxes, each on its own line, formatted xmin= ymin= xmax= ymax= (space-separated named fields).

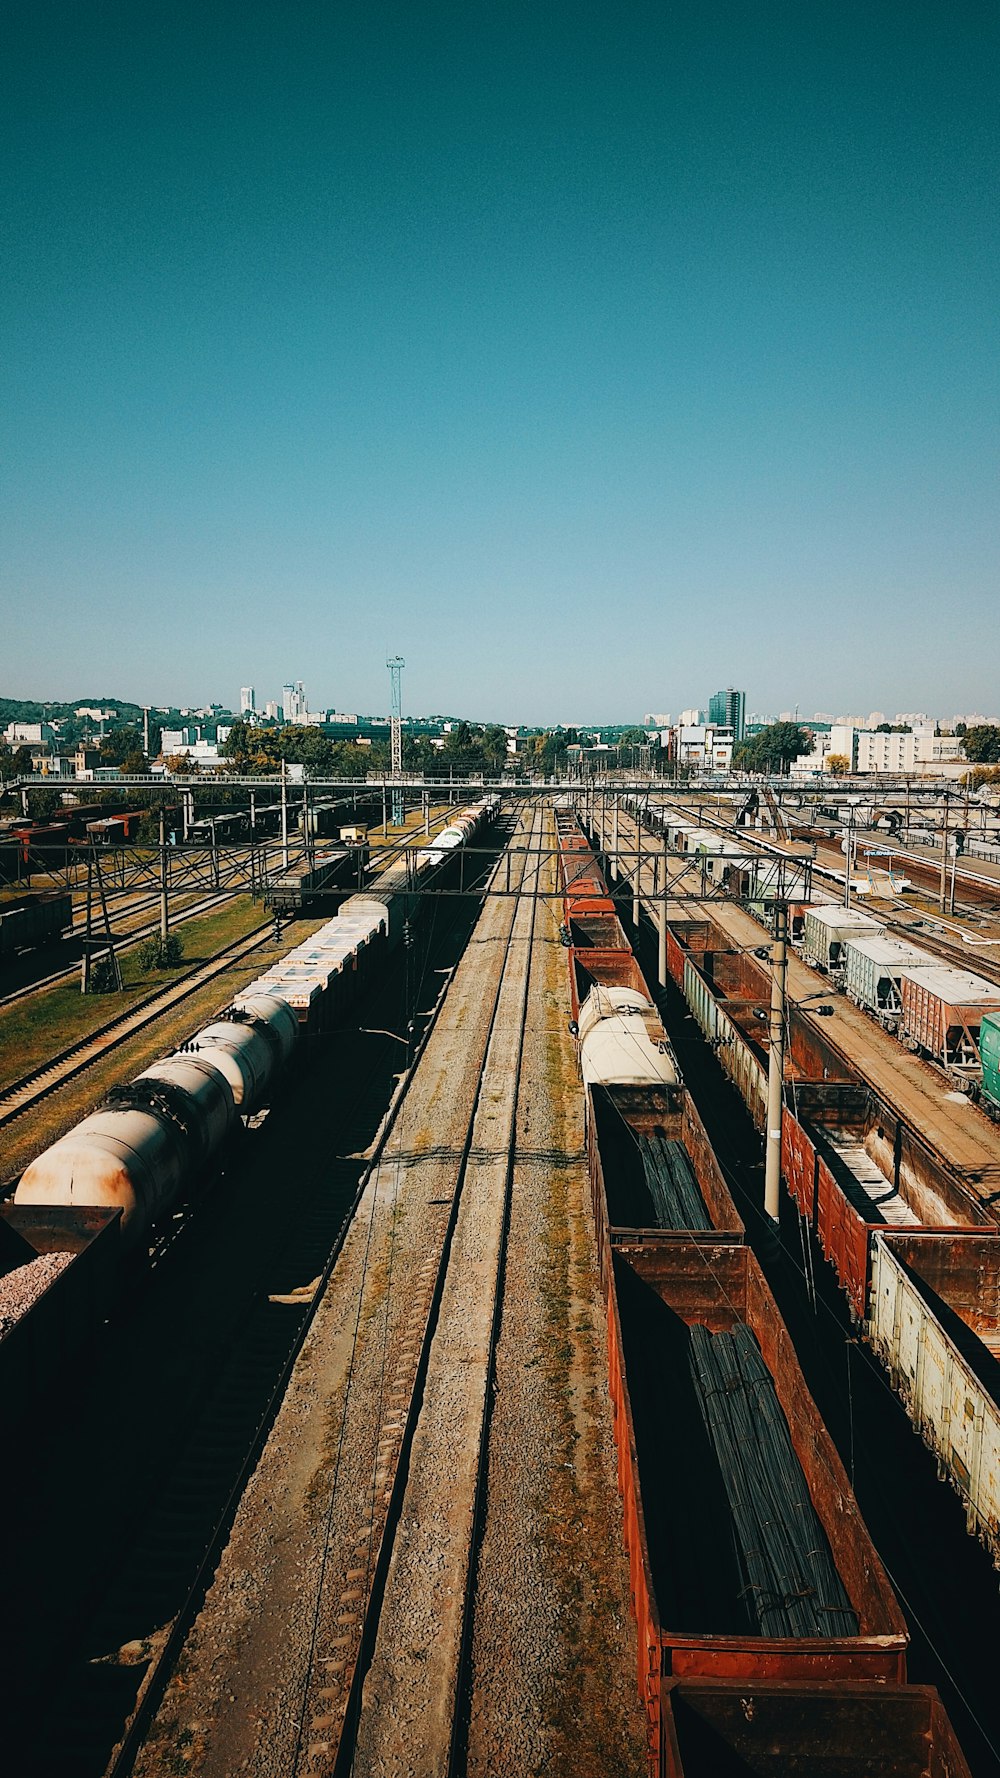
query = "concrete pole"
xmin=764 ymin=901 xmax=788 ymax=1223
xmin=81 ymin=850 xmax=93 ymax=993
xmin=159 ymin=807 xmax=169 ymax=947
xmin=281 ymin=761 xmax=289 ymax=869
xmin=939 ymin=792 xmax=950 ymax=915
xmin=423 ymin=789 xmax=429 ymax=836
xmin=658 ymin=837 xmax=668 ymax=988
xmin=611 ymin=796 xmax=619 ymax=882
xmin=382 ymin=782 xmax=387 ymax=838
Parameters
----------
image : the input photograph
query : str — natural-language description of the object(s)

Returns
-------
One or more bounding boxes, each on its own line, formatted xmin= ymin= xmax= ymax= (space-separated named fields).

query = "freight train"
xmin=0 ymin=891 xmax=73 ymax=961
xmin=628 ymin=797 xmax=1000 ymax=1092
xmin=554 ymin=810 xmax=970 ymax=1778
xmin=1 ymin=799 xmax=499 ymax=1414
xmin=601 ymin=797 xmax=1000 ymax=1590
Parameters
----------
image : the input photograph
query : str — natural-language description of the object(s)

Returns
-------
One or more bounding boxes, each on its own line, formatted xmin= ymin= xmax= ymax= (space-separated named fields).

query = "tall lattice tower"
xmin=387 ymin=655 xmax=405 ymax=824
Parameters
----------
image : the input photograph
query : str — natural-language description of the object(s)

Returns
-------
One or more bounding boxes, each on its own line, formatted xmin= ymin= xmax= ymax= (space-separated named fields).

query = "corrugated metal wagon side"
xmin=867 ymin=1229 xmax=1000 ymax=1569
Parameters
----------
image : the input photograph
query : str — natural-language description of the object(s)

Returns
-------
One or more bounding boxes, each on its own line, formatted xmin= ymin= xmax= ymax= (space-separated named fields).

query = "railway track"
xmin=0 ymin=920 xmax=276 ymax=1132
xmin=334 ymin=807 xmax=543 ymax=1775
xmin=113 ymin=808 xmax=543 ymax=1778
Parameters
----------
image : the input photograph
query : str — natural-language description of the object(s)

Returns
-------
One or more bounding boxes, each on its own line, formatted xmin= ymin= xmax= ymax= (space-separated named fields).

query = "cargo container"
xmin=780 ymin=1082 xmax=993 ymax=1317
xmin=802 ymin=905 xmax=881 ymax=973
xmin=266 ymin=846 xmax=356 ymax=913
xmin=613 ymin=1242 xmax=908 ymax=1685
xmin=660 ymin=1677 xmax=971 ymax=1778
xmin=979 ymin=1012 xmax=1000 ymax=1120
xmin=0 ymin=837 xmax=21 ymax=885
xmin=842 ymin=934 xmax=937 ymax=1028
xmin=0 ymin=1206 xmax=121 ymax=1429
xmin=898 ymin=965 xmax=1000 ymax=1079
xmin=0 ymin=891 xmax=72 ymax=958
xmin=588 ymin=1081 xmax=743 ymax=1250
xmin=867 ymin=1230 xmax=1000 ymax=1569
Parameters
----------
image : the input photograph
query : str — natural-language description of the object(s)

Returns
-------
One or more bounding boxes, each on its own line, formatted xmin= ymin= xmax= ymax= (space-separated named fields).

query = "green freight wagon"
xmin=979 ymin=1012 xmax=1000 ymax=1120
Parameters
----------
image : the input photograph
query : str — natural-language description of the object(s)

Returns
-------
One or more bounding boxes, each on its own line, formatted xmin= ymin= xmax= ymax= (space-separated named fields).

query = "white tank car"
xmin=16 ymin=1052 xmax=239 ymax=1242
xmin=16 ymin=1104 xmax=192 ymax=1238
xmin=191 ymin=995 xmax=299 ymax=1110
xmin=133 ymin=1054 xmax=238 ymax=1167
xmin=577 ymin=985 xmax=680 ymax=1089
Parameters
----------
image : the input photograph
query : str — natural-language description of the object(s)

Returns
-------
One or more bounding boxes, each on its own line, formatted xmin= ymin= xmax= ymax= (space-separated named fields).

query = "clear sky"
xmin=2 ymin=1 xmax=997 ymax=723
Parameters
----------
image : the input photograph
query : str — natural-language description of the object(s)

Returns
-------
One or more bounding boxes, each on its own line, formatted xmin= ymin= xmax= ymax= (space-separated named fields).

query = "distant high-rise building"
xmin=240 ymin=686 xmax=256 ymax=715
xmin=708 ymin=687 xmax=745 ymax=742
xmin=264 ymin=700 xmax=281 ymax=722
xmin=281 ymin=681 xmax=307 ymax=721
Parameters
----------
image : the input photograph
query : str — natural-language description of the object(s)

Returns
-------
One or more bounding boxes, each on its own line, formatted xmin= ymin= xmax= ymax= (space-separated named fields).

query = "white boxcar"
xmin=802 ymin=904 xmax=881 ymax=973
xmin=867 ymin=1230 xmax=1000 ymax=1568
xmin=842 ymin=935 xmax=936 ymax=1027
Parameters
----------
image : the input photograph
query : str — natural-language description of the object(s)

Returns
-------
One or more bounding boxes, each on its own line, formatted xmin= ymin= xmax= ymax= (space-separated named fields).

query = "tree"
xmin=962 ymin=725 xmax=1000 ymax=764
xmin=962 ymin=765 xmax=1000 ymax=792
xmin=99 ymin=725 xmax=143 ymax=765
xmin=0 ymin=740 xmax=33 ymax=782
xmin=481 ymin=725 xmax=509 ymax=772
xmin=25 ymin=786 xmax=63 ymax=820
xmin=826 ymin=754 xmax=851 ymax=777
xmin=734 ymin=722 xmax=812 ymax=775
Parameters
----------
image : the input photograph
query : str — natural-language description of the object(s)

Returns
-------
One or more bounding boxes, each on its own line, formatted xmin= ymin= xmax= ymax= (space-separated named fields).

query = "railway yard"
xmin=5 ymin=784 xmax=1000 ymax=1774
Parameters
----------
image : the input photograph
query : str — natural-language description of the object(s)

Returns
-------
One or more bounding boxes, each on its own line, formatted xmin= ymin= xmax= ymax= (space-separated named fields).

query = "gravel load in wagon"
xmin=0 ymin=1251 xmax=73 ymax=1338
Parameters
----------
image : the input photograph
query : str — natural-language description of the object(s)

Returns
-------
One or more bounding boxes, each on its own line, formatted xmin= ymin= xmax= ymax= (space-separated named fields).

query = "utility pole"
xmin=387 ymin=655 xmax=405 ymax=825
xmin=658 ymin=835 xmax=668 ymax=988
xmin=843 ymin=804 xmax=855 ymax=910
xmin=143 ymin=705 xmax=150 ymax=759
xmin=302 ymin=781 xmax=313 ymax=868
xmin=80 ymin=850 xmax=93 ymax=993
xmin=611 ymin=796 xmax=619 ymax=882
xmin=939 ymin=790 xmax=950 ymax=915
xmin=159 ymin=807 xmax=170 ymax=948
xmin=281 ymin=760 xmax=289 ymax=869
xmin=764 ymin=901 xmax=788 ymax=1223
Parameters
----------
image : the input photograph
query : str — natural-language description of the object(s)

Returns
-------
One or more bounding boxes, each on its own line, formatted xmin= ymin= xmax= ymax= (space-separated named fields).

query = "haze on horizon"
xmin=2 ymin=1 xmax=997 ymax=725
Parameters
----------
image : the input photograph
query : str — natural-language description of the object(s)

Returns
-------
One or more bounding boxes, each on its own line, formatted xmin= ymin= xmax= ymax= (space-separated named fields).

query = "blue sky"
xmin=2 ymin=1 xmax=997 ymax=722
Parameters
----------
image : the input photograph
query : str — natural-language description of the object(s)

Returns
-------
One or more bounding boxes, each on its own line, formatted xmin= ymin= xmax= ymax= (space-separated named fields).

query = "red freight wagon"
xmin=660 ymin=1678 xmax=971 ymax=1778
xmin=611 ymin=1240 xmax=907 ymax=1692
xmin=899 ymin=965 xmax=1000 ymax=1079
